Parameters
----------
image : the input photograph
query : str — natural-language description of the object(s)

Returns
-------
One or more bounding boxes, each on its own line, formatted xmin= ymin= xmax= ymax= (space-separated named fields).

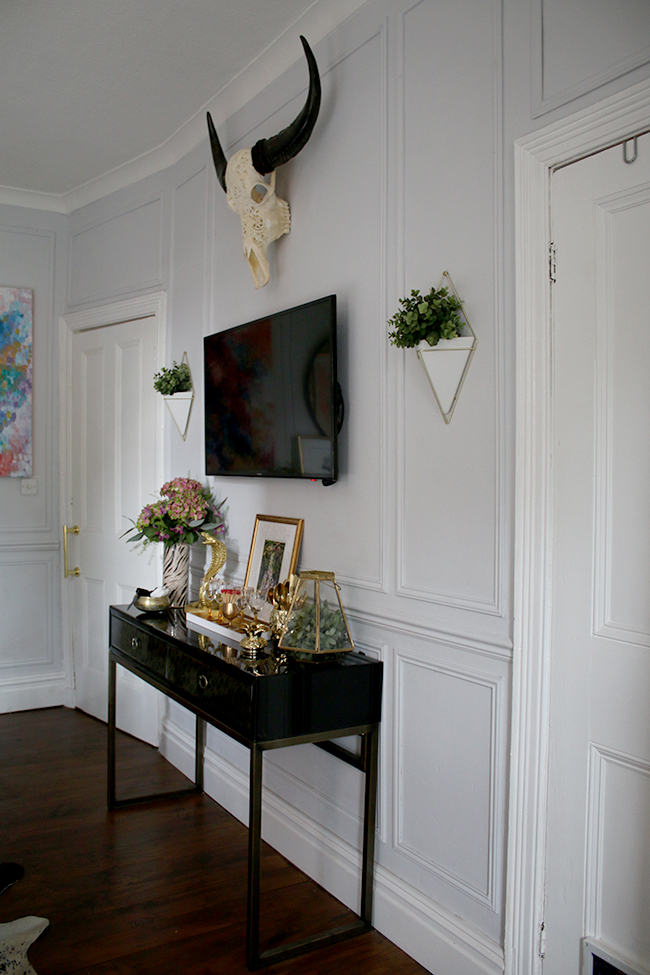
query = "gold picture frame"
xmin=244 ymin=515 xmax=304 ymax=623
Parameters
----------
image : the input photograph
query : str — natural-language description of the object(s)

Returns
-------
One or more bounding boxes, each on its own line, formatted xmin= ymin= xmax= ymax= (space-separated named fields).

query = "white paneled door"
xmin=68 ymin=313 xmax=161 ymax=745
xmin=544 ymin=133 xmax=650 ymax=973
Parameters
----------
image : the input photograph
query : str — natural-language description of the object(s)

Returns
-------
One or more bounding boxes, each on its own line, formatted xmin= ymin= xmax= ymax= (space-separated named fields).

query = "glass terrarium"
xmin=277 ymin=571 xmax=354 ymax=657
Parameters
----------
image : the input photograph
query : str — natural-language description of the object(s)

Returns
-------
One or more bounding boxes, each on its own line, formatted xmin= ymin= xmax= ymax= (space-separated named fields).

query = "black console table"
xmin=108 ymin=604 xmax=383 ymax=969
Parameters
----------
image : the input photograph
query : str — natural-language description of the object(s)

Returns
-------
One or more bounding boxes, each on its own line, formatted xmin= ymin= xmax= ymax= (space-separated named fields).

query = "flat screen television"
xmin=204 ymin=295 xmax=340 ymax=485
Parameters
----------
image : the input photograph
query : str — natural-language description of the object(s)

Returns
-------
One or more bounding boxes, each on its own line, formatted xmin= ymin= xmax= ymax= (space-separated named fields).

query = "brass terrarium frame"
xmin=277 ymin=570 xmax=354 ymax=656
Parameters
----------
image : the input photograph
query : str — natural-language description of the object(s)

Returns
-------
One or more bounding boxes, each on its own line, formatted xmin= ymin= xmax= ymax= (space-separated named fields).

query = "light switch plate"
xmin=20 ymin=478 xmax=38 ymax=495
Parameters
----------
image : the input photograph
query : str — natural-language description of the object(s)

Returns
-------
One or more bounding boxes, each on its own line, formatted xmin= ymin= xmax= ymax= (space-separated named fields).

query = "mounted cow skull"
xmin=207 ymin=36 xmax=321 ymax=289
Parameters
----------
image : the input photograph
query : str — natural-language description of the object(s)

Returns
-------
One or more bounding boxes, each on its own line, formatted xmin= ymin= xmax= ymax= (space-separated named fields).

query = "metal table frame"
xmin=108 ymin=648 xmax=380 ymax=970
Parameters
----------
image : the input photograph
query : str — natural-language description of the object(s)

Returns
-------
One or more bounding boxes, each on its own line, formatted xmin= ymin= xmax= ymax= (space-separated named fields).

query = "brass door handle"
xmin=63 ymin=525 xmax=80 ymax=578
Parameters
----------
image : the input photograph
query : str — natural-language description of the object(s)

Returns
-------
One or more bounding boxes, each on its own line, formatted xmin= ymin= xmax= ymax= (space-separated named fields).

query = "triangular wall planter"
xmin=415 ymin=272 xmax=477 ymax=423
xmin=164 ymin=391 xmax=194 ymax=440
xmin=417 ymin=336 xmax=476 ymax=423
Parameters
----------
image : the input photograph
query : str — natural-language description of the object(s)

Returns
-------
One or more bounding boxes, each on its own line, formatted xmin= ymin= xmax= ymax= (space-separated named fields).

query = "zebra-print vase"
xmin=162 ymin=543 xmax=190 ymax=607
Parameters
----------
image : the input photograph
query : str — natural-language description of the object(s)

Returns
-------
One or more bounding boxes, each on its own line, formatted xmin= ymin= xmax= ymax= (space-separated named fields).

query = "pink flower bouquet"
xmin=123 ymin=477 xmax=225 ymax=549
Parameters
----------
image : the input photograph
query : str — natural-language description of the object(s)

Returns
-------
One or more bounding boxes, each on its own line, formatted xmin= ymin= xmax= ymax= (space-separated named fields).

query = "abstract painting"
xmin=0 ymin=287 xmax=33 ymax=477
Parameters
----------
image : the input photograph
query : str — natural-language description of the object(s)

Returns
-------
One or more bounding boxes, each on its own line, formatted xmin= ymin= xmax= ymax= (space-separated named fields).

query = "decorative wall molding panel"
xmin=68 ymin=194 xmax=164 ymax=306
xmin=532 ymin=0 xmax=650 ymax=117
xmin=592 ymin=185 xmax=650 ymax=648
xmin=585 ymin=745 xmax=650 ymax=953
xmin=347 ymin=607 xmax=513 ymax=661
xmin=204 ymin=15 xmax=389 ymax=597
xmin=0 ymin=554 xmax=55 ymax=671
xmin=0 ymin=549 xmax=65 ymax=714
xmin=395 ymin=0 xmax=505 ymax=620
xmin=394 ymin=649 xmax=503 ymax=911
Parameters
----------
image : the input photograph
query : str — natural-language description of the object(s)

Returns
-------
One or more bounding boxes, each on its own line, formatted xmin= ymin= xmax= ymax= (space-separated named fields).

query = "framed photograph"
xmin=244 ymin=515 xmax=304 ymax=623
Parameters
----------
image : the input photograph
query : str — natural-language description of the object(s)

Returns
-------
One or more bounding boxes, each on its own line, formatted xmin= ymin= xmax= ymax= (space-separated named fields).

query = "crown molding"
xmin=0 ymin=0 xmax=369 ymax=215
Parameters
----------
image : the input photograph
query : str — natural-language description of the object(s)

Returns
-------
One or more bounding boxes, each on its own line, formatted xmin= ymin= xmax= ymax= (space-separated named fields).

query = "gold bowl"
xmin=135 ymin=594 xmax=171 ymax=612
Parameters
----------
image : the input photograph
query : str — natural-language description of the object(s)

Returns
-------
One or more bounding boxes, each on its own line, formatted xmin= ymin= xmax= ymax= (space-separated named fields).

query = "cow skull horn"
xmin=207 ymin=36 xmax=321 ymax=187
xmin=207 ymin=111 xmax=227 ymax=191
xmin=250 ymin=35 xmax=321 ymax=174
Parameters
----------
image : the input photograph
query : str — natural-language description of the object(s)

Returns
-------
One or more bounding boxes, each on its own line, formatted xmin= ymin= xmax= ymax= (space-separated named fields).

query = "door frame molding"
xmin=58 ymin=292 xmax=167 ymax=699
xmin=507 ymin=79 xmax=650 ymax=975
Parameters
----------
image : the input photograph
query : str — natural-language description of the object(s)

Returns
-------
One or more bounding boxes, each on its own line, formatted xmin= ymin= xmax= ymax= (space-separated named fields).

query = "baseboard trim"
xmin=0 ymin=674 xmax=75 ymax=713
xmin=160 ymin=715 xmax=504 ymax=975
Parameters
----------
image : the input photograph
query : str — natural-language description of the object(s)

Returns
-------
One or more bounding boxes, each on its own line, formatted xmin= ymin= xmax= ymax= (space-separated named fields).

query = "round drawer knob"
xmin=198 ymin=674 xmax=208 ymax=690
xmin=131 ymin=636 xmax=141 ymax=650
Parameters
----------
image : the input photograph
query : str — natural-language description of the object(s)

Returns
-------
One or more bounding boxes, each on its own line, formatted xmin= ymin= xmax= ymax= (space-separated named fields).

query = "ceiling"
xmin=0 ymin=0 xmax=344 ymax=203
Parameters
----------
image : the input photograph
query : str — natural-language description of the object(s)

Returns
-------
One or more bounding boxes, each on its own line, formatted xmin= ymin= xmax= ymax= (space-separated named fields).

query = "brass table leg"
xmin=360 ymin=724 xmax=379 ymax=923
xmin=107 ymin=652 xmax=204 ymax=809
xmin=246 ymin=743 xmax=263 ymax=969
xmin=245 ymin=726 xmax=379 ymax=969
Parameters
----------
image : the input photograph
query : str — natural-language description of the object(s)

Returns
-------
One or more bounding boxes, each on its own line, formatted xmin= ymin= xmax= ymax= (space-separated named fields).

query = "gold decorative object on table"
xmin=267 ymin=574 xmax=299 ymax=641
xmin=239 ymin=620 xmax=269 ymax=660
xmin=197 ymin=531 xmax=228 ymax=611
xmin=221 ymin=591 xmax=241 ymax=627
xmin=277 ymin=571 xmax=354 ymax=659
xmin=134 ymin=590 xmax=170 ymax=612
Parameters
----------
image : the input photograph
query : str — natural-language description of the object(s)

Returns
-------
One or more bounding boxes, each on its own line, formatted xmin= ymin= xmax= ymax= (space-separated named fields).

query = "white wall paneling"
xmin=532 ymin=0 xmax=650 ymax=117
xmin=204 ymin=13 xmax=389 ymax=599
xmin=395 ymin=650 xmax=502 ymax=910
xmin=0 ymin=547 xmax=70 ymax=712
xmin=395 ymin=0 xmax=507 ymax=628
xmin=592 ymin=184 xmax=650 ymax=647
xmin=169 ymin=152 xmax=210 ymax=476
xmin=0 ymin=550 xmax=56 ymax=671
xmin=585 ymin=745 xmax=650 ymax=964
xmin=68 ymin=192 xmax=165 ymax=307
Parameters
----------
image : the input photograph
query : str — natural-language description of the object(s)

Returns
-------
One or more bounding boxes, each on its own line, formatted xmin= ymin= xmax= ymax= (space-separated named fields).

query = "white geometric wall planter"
xmin=416 ymin=273 xmax=477 ymax=424
xmin=159 ymin=350 xmax=194 ymax=441
xmin=163 ymin=390 xmax=194 ymax=440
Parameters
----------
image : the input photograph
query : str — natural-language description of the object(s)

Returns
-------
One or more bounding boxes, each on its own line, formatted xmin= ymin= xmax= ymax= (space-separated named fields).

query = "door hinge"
xmin=549 ymin=243 xmax=557 ymax=284
xmin=538 ymin=920 xmax=546 ymax=958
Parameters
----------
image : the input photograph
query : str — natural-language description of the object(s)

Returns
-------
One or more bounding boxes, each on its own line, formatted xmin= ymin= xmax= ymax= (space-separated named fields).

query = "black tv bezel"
xmin=203 ymin=295 xmax=339 ymax=486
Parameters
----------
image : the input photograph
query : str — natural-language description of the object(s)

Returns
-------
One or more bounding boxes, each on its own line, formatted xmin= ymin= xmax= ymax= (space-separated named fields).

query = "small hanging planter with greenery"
xmin=154 ymin=352 xmax=194 ymax=440
xmin=388 ymin=272 xmax=477 ymax=424
xmin=153 ymin=358 xmax=193 ymax=395
xmin=388 ymin=284 xmax=464 ymax=348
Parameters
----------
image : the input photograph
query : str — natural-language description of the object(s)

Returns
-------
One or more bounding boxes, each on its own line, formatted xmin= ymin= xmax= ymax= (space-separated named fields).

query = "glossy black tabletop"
xmin=109 ymin=604 xmax=383 ymax=745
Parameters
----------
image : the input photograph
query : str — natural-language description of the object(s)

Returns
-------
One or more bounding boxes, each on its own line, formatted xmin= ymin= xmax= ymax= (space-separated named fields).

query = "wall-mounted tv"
xmin=204 ymin=295 xmax=340 ymax=485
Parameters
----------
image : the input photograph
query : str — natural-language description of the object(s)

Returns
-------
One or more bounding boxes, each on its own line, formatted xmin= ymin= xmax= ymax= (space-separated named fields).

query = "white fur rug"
xmin=0 ymin=916 xmax=48 ymax=975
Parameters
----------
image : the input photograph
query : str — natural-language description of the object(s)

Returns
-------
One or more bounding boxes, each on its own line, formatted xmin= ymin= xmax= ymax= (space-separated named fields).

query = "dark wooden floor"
xmin=0 ymin=707 xmax=429 ymax=975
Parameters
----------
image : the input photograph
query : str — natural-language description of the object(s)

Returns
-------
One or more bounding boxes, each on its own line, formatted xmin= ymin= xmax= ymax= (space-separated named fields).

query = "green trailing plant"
xmin=388 ymin=286 xmax=464 ymax=349
xmin=153 ymin=360 xmax=192 ymax=395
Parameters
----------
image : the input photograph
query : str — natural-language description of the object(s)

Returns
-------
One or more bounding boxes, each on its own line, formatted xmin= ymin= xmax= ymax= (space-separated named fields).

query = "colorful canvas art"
xmin=0 ymin=287 xmax=33 ymax=477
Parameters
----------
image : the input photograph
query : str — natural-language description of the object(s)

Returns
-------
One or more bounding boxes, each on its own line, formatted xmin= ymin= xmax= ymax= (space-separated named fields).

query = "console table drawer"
xmin=110 ymin=615 xmax=167 ymax=677
xmin=165 ymin=645 xmax=253 ymax=735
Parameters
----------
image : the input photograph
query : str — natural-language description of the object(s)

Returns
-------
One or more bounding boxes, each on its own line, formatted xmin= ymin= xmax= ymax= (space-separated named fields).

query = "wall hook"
xmin=623 ymin=137 xmax=638 ymax=164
